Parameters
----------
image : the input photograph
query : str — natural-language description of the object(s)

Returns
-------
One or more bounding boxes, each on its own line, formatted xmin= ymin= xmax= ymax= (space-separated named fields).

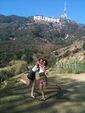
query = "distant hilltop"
xmin=33 ymin=16 xmax=60 ymax=23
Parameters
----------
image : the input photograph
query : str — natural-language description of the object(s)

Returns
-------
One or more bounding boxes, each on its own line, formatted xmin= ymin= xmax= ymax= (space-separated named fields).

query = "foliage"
xmin=0 ymin=60 xmax=28 ymax=83
xmin=63 ymin=50 xmax=71 ymax=57
xmin=72 ymin=48 xmax=81 ymax=54
xmin=9 ymin=60 xmax=28 ymax=74
xmin=55 ymin=58 xmax=85 ymax=74
xmin=54 ymin=51 xmax=59 ymax=55
xmin=0 ymin=70 xmax=14 ymax=83
xmin=0 ymin=47 xmax=37 ymax=67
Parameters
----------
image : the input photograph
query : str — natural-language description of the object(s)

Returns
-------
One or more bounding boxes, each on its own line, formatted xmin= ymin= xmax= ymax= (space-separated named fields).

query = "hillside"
xmin=0 ymin=15 xmax=85 ymax=44
xmin=0 ymin=15 xmax=85 ymax=67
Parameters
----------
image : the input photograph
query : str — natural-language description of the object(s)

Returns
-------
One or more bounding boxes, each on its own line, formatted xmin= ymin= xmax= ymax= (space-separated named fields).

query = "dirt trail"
xmin=55 ymin=73 xmax=85 ymax=82
xmin=0 ymin=73 xmax=85 ymax=113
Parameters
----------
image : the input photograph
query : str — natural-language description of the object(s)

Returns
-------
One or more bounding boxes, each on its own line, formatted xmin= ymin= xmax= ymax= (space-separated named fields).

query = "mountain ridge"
xmin=0 ymin=15 xmax=85 ymax=45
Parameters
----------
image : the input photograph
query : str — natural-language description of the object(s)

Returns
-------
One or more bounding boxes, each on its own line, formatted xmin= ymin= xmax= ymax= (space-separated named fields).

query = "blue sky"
xmin=0 ymin=0 xmax=85 ymax=24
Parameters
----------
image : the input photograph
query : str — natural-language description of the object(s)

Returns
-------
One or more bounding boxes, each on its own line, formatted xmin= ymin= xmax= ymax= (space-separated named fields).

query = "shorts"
xmin=39 ymin=73 xmax=47 ymax=86
xmin=27 ymin=71 xmax=35 ymax=81
xmin=40 ymin=79 xmax=47 ymax=86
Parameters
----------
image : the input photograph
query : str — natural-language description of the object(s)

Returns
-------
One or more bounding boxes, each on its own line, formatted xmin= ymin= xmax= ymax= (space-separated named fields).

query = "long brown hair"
xmin=43 ymin=59 xmax=48 ymax=66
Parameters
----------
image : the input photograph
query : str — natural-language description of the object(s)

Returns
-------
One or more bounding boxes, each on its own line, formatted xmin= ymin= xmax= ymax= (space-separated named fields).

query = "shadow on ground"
xmin=0 ymin=75 xmax=85 ymax=113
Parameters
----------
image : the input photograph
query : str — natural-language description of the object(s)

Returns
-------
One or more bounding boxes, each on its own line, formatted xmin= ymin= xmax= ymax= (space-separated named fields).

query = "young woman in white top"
xmin=17 ymin=59 xmax=43 ymax=98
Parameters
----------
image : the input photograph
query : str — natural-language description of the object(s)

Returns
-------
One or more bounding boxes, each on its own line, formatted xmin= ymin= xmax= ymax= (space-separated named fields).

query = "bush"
xmin=63 ymin=50 xmax=71 ymax=57
xmin=72 ymin=48 xmax=81 ymax=54
xmin=48 ymin=56 xmax=56 ymax=67
xmin=0 ymin=70 xmax=14 ymax=83
xmin=0 ymin=60 xmax=28 ymax=83
xmin=54 ymin=51 xmax=59 ymax=55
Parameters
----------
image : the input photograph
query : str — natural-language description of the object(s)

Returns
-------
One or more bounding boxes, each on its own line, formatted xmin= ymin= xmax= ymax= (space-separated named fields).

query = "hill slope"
xmin=0 ymin=15 xmax=85 ymax=67
xmin=0 ymin=15 xmax=85 ymax=45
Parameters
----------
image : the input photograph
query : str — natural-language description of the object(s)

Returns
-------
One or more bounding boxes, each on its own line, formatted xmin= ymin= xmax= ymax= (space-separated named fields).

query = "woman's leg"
xmin=31 ymin=80 xmax=35 ymax=98
xmin=39 ymin=83 xmax=45 ymax=100
xmin=18 ymin=78 xmax=30 ymax=86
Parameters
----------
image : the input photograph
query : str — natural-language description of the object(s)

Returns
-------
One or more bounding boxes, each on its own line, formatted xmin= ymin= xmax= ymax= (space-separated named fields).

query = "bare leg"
xmin=31 ymin=80 xmax=35 ymax=98
xmin=18 ymin=78 xmax=30 ymax=86
xmin=39 ymin=84 xmax=45 ymax=100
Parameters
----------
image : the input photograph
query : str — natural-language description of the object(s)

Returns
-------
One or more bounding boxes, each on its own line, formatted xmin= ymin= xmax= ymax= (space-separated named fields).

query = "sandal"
xmin=40 ymin=97 xmax=46 ymax=101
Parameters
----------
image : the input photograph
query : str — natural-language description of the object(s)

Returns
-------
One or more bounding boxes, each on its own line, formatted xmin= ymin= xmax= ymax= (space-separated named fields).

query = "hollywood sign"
xmin=33 ymin=16 xmax=60 ymax=23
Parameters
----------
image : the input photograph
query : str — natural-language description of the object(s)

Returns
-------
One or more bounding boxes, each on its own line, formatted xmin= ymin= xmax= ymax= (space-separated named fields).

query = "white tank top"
xmin=32 ymin=65 xmax=39 ymax=72
xmin=39 ymin=66 xmax=45 ymax=73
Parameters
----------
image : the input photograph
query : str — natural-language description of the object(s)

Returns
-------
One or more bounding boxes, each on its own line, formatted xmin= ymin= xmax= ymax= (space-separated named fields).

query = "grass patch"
xmin=55 ymin=57 xmax=85 ymax=74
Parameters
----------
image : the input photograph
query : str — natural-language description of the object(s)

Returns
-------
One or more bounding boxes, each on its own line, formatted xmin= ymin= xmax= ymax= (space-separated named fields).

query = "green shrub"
xmin=54 ymin=51 xmax=59 ymax=55
xmin=0 ymin=70 xmax=14 ymax=83
xmin=72 ymin=48 xmax=81 ymax=54
xmin=63 ymin=50 xmax=71 ymax=57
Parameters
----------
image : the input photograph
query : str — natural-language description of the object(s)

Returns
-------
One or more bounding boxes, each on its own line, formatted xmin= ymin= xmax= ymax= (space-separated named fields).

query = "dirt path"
xmin=0 ymin=73 xmax=85 ymax=113
xmin=54 ymin=73 xmax=85 ymax=82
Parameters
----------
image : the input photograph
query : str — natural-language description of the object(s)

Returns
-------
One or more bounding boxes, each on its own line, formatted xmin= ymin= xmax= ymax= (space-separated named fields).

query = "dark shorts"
xmin=27 ymin=71 xmax=35 ymax=81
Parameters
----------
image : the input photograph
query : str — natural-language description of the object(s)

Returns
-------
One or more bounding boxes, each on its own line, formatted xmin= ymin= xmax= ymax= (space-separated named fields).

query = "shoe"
xmin=31 ymin=95 xmax=35 ymax=99
xmin=40 ymin=97 xmax=46 ymax=101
